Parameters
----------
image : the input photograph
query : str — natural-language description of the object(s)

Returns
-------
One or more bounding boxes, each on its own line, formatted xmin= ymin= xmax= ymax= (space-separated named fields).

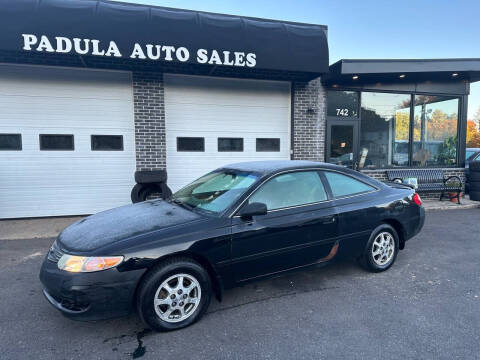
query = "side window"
xmin=324 ymin=171 xmax=375 ymax=198
xmin=249 ymin=171 xmax=327 ymax=211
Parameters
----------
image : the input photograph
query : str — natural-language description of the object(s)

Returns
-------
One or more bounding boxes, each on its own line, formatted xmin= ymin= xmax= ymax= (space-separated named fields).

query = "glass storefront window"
xmin=329 ymin=125 xmax=354 ymax=167
xmin=413 ymin=96 xmax=459 ymax=167
xmin=359 ymin=92 xmax=411 ymax=169
xmin=327 ymin=91 xmax=359 ymax=117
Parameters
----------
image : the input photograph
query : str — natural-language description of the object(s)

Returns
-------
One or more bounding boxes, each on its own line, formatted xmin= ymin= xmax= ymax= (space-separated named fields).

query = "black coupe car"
xmin=40 ymin=161 xmax=425 ymax=331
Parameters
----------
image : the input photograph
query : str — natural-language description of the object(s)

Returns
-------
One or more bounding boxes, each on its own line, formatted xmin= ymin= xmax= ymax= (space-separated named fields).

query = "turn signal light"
xmin=412 ymin=193 xmax=422 ymax=206
xmin=58 ymin=255 xmax=124 ymax=272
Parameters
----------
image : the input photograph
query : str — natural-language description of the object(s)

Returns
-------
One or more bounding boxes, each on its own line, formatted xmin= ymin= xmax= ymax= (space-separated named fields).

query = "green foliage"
xmin=436 ymin=135 xmax=457 ymax=165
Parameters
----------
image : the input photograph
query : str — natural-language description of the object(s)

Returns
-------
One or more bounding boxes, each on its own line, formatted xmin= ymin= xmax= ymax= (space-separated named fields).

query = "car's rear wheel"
xmin=361 ymin=224 xmax=399 ymax=272
xmin=136 ymin=258 xmax=211 ymax=331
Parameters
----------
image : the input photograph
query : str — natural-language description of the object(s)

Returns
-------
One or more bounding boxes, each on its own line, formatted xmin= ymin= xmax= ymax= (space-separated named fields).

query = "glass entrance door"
xmin=326 ymin=120 xmax=359 ymax=169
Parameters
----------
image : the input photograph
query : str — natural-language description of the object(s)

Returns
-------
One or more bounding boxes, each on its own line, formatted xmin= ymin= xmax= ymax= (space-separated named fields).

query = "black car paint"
xmin=40 ymin=161 xmax=425 ymax=321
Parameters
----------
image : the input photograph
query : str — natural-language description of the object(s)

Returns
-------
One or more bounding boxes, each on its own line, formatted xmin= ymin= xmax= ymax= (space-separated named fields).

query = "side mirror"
xmin=238 ymin=202 xmax=267 ymax=220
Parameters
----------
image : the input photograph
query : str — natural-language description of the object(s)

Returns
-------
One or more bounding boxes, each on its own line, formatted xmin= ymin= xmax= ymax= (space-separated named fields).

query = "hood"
xmin=58 ymin=200 xmax=203 ymax=252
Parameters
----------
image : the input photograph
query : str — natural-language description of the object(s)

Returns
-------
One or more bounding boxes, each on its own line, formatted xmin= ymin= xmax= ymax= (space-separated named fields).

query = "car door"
xmin=230 ymin=170 xmax=339 ymax=282
xmin=321 ymin=170 xmax=380 ymax=255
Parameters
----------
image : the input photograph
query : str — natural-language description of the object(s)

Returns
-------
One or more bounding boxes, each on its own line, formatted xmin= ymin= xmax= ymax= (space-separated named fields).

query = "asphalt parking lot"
xmin=1 ymin=208 xmax=479 ymax=360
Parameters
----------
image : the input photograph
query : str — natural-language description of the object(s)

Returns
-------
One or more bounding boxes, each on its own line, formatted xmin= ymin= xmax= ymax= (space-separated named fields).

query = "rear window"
xmin=324 ymin=171 xmax=375 ymax=198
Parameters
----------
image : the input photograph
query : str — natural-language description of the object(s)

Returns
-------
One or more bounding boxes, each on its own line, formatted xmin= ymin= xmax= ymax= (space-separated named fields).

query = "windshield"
xmin=466 ymin=150 xmax=475 ymax=159
xmin=171 ymin=170 xmax=259 ymax=214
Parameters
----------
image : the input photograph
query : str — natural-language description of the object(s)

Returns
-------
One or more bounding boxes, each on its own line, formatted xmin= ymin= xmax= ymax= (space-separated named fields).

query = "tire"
xmin=136 ymin=258 xmax=212 ymax=332
xmin=131 ymin=183 xmax=172 ymax=203
xmin=360 ymin=224 xmax=399 ymax=273
xmin=469 ymin=181 xmax=480 ymax=190
xmin=469 ymin=172 xmax=480 ymax=182
xmin=135 ymin=170 xmax=168 ymax=184
xmin=131 ymin=184 xmax=145 ymax=203
xmin=469 ymin=161 xmax=480 ymax=171
xmin=470 ymin=191 xmax=480 ymax=201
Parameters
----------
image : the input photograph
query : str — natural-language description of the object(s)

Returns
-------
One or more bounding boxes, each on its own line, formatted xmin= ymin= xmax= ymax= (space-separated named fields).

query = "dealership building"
xmin=1 ymin=0 xmax=479 ymax=219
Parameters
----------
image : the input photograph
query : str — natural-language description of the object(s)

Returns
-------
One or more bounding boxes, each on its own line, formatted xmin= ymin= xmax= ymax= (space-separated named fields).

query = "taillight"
xmin=412 ymin=193 xmax=422 ymax=206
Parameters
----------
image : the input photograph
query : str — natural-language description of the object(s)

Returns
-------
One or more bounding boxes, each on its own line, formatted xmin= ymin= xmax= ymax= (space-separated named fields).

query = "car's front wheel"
xmin=136 ymin=258 xmax=212 ymax=331
xmin=361 ymin=224 xmax=399 ymax=272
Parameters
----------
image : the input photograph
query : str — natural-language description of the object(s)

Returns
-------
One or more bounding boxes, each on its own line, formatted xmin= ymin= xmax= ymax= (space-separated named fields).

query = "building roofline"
xmin=326 ymin=58 xmax=480 ymax=84
xmin=89 ymin=0 xmax=329 ymax=29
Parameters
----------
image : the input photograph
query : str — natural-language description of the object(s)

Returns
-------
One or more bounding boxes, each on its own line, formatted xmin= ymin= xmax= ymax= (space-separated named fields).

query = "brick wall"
xmin=132 ymin=72 xmax=166 ymax=171
xmin=292 ymin=77 xmax=326 ymax=161
xmin=363 ymin=168 xmax=466 ymax=200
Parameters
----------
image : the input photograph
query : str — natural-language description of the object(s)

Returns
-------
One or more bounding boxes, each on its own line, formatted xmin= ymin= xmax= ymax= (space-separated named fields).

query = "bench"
xmin=385 ymin=169 xmax=463 ymax=204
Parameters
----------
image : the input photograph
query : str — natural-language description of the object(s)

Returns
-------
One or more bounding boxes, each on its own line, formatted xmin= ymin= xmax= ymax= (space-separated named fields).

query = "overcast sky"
xmin=115 ymin=0 xmax=480 ymax=120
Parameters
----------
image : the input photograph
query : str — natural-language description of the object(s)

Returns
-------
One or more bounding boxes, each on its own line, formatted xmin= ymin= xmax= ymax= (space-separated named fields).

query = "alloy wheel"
xmin=372 ymin=232 xmax=395 ymax=266
xmin=153 ymin=273 xmax=201 ymax=323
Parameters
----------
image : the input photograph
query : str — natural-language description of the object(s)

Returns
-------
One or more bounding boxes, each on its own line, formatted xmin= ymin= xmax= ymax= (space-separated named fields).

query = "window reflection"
xmin=359 ymin=92 xmax=411 ymax=169
xmin=413 ymin=96 xmax=458 ymax=167
xmin=327 ymin=91 xmax=359 ymax=118
xmin=330 ymin=125 xmax=354 ymax=167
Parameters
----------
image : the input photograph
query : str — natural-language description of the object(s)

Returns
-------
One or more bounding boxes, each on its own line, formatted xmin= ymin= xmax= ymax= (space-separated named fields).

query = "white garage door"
xmin=165 ymin=74 xmax=291 ymax=192
xmin=0 ymin=65 xmax=135 ymax=219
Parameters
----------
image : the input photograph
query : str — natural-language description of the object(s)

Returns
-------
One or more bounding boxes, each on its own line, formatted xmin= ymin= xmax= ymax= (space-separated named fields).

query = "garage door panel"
xmin=166 ymin=134 xmax=289 ymax=155
xmin=165 ymin=76 xmax=290 ymax=108
xmin=165 ymin=74 xmax=291 ymax=192
xmin=0 ymin=66 xmax=133 ymax=100
xmin=0 ymin=65 xmax=135 ymax=219
xmin=165 ymin=105 xmax=289 ymax=132
xmin=0 ymin=99 xmax=133 ymax=128
xmin=1 ymin=186 xmax=133 ymax=218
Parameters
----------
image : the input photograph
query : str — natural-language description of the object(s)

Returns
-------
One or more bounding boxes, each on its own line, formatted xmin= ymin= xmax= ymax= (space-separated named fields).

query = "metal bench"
xmin=385 ymin=169 xmax=463 ymax=204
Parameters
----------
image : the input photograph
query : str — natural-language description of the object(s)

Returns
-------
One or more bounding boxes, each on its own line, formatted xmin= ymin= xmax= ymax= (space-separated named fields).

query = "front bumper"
xmin=39 ymin=256 xmax=146 ymax=321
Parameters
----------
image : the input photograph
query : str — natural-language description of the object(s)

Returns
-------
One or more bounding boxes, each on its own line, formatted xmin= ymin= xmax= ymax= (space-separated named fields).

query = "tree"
xmin=473 ymin=107 xmax=480 ymax=129
xmin=466 ymin=119 xmax=480 ymax=147
xmin=395 ymin=111 xmax=410 ymax=140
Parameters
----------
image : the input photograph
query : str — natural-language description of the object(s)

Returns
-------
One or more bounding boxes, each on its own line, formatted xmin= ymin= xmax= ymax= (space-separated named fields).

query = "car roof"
xmin=222 ymin=160 xmax=351 ymax=175
xmin=219 ymin=160 xmax=385 ymax=190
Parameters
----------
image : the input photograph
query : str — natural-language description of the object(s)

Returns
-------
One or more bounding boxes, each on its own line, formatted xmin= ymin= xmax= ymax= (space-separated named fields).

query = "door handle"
xmin=322 ymin=215 xmax=336 ymax=224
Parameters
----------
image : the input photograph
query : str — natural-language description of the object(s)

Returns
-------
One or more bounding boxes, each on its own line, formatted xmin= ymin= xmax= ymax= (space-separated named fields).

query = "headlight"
xmin=57 ymin=254 xmax=124 ymax=273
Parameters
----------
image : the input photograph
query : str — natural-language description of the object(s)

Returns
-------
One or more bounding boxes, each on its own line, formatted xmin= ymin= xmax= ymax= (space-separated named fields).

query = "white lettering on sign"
xmin=21 ymin=34 xmax=257 ymax=67
xmin=336 ymin=108 xmax=349 ymax=116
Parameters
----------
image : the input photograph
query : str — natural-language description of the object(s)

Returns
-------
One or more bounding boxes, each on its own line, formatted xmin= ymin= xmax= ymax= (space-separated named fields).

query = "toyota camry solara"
xmin=40 ymin=160 xmax=425 ymax=331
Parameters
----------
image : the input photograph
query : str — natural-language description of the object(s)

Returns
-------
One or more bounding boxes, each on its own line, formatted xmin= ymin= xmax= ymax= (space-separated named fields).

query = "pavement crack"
xmin=208 ymin=285 xmax=340 ymax=315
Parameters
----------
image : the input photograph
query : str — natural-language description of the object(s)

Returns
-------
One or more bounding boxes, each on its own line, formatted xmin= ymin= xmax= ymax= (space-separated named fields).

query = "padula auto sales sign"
xmin=20 ymin=34 xmax=257 ymax=68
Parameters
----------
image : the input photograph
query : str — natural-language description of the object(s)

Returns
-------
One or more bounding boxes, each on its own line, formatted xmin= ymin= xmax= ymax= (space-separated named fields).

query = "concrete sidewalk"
xmin=423 ymin=197 xmax=480 ymax=211
xmin=0 ymin=216 xmax=84 ymax=240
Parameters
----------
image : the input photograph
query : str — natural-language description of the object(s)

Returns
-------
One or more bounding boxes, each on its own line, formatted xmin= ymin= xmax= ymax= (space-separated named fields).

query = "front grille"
xmin=47 ymin=241 xmax=64 ymax=263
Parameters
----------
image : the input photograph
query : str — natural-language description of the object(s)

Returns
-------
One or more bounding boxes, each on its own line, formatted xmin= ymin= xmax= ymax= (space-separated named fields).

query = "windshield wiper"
xmin=171 ymin=198 xmax=194 ymax=211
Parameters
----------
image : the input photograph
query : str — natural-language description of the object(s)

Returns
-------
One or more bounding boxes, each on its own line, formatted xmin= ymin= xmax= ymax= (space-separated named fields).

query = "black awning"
xmin=0 ymin=0 xmax=329 ymax=74
xmin=325 ymin=58 xmax=480 ymax=85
